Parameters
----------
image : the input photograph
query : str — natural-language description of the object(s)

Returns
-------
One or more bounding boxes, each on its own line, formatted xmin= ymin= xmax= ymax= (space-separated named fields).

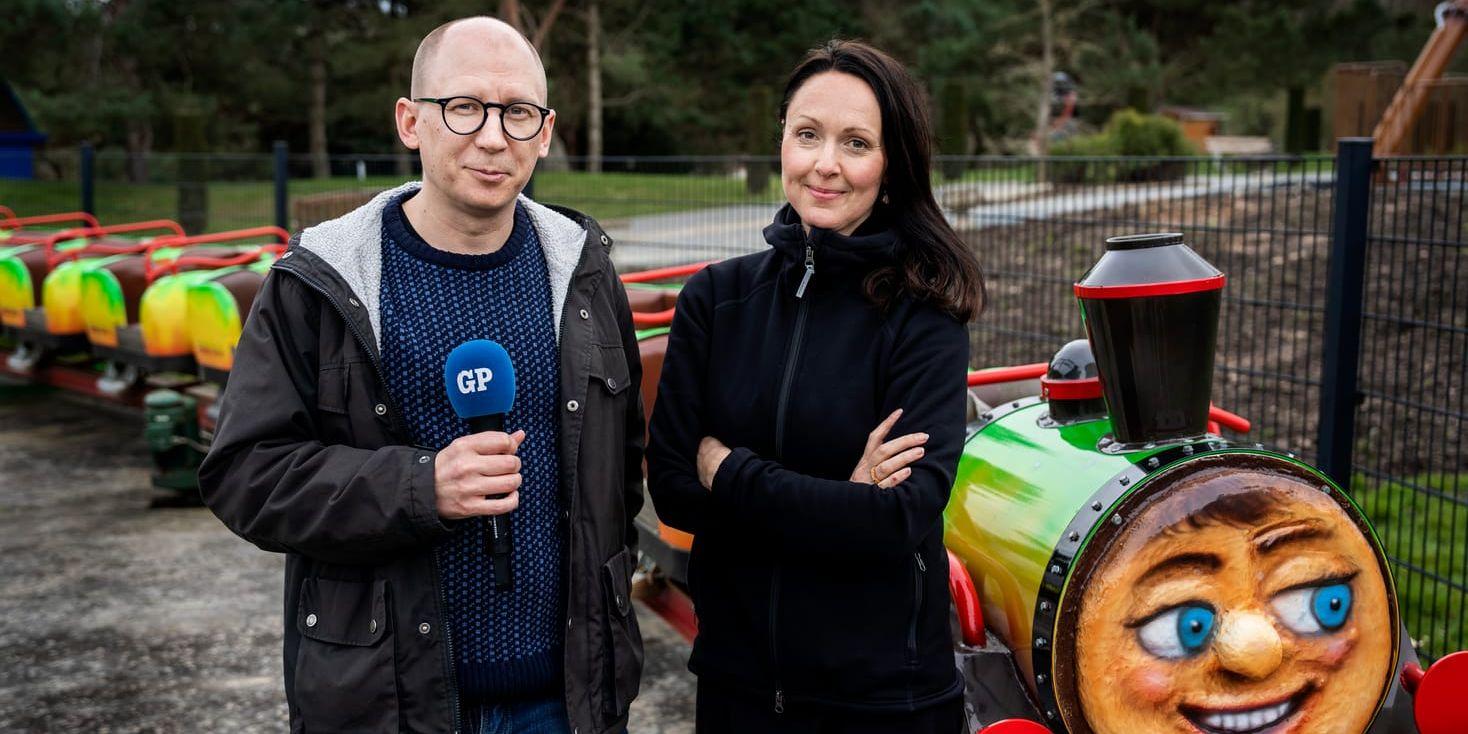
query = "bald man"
xmin=201 ymin=16 xmax=645 ymax=734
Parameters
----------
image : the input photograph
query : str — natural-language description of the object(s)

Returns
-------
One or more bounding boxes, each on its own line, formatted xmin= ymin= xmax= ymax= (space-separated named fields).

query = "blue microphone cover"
xmin=444 ymin=339 xmax=517 ymax=419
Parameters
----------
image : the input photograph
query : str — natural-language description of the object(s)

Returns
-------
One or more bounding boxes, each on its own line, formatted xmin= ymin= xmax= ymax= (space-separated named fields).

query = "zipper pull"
xmin=774 ymin=689 xmax=785 ymax=714
xmin=915 ymin=552 xmax=926 ymax=572
xmin=795 ymin=245 xmax=814 ymax=299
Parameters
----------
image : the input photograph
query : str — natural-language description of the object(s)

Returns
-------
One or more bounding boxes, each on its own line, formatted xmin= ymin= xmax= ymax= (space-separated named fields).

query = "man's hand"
xmin=697 ymin=435 xmax=732 ymax=490
xmin=434 ymin=429 xmax=526 ymax=520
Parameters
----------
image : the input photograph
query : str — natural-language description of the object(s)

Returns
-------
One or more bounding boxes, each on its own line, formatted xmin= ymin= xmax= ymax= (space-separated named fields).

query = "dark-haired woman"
xmin=646 ymin=40 xmax=984 ymax=733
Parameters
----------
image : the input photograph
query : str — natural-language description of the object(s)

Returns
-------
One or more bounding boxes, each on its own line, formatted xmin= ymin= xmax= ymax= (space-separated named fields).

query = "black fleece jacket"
xmin=646 ymin=204 xmax=969 ymax=712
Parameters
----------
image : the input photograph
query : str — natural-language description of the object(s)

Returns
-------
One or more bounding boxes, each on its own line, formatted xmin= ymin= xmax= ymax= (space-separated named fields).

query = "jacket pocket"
xmin=907 ymin=551 xmax=927 ymax=666
xmin=293 ymin=577 xmax=399 ymax=733
xmin=315 ymin=365 xmax=349 ymax=415
xmin=600 ymin=547 xmax=644 ymax=720
xmin=590 ymin=343 xmax=631 ymax=398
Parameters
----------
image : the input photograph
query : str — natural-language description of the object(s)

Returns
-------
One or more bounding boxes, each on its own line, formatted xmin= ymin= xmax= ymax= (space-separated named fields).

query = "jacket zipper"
xmin=555 ymin=271 xmax=580 ymax=719
xmin=769 ymin=566 xmax=784 ymax=714
xmin=768 ymin=241 xmax=814 ymax=714
xmin=907 ymin=552 xmax=926 ymax=665
xmin=275 ymin=264 xmax=463 ymax=730
xmin=431 ymin=549 xmax=462 ymax=734
xmin=774 ymin=243 xmax=814 ymax=458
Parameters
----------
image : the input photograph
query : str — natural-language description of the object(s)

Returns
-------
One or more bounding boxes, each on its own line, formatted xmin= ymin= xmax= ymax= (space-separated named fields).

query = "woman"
xmin=646 ymin=40 xmax=984 ymax=733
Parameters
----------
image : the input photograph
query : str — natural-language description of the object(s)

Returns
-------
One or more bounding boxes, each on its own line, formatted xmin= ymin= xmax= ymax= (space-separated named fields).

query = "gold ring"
xmin=870 ymin=466 xmax=881 ymax=484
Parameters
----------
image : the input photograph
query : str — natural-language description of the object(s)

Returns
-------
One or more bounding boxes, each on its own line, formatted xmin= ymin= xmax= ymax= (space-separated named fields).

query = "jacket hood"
xmin=291 ymin=181 xmax=588 ymax=346
xmin=761 ymin=202 xmax=901 ymax=273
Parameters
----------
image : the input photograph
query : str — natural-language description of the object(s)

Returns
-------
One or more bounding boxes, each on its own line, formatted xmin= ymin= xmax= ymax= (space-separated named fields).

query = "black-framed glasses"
xmin=413 ymin=96 xmax=551 ymax=140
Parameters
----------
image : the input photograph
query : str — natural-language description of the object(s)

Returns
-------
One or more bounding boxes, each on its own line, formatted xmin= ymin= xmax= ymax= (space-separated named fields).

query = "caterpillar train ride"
xmin=1 ymin=207 xmax=1462 ymax=734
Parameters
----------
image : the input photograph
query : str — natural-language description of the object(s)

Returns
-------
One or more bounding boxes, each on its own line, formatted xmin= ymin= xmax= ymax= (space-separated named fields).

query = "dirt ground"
xmin=0 ymin=383 xmax=696 ymax=733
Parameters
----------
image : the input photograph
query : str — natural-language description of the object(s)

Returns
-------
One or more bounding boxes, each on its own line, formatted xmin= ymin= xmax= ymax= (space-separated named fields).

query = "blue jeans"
xmin=474 ymin=697 xmax=571 ymax=734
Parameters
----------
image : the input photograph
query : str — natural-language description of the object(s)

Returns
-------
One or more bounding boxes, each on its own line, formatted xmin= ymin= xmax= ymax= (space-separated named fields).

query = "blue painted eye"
xmin=1177 ymin=606 xmax=1216 ymax=650
xmin=1273 ymin=581 xmax=1354 ymax=634
xmin=1311 ymin=583 xmax=1352 ymax=630
xmin=1137 ymin=604 xmax=1215 ymax=659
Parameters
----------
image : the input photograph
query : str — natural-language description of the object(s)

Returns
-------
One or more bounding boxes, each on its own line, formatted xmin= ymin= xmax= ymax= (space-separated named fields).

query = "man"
xmin=200 ymin=17 xmax=645 ymax=734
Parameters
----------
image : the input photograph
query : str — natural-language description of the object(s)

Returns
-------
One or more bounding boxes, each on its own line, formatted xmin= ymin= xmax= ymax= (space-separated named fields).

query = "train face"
xmin=945 ymin=233 xmax=1409 ymax=733
xmin=1070 ymin=458 xmax=1393 ymax=734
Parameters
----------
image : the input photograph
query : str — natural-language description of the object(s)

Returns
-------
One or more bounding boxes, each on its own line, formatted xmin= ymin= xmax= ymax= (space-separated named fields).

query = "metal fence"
xmin=2 ymin=142 xmax=1464 ymax=660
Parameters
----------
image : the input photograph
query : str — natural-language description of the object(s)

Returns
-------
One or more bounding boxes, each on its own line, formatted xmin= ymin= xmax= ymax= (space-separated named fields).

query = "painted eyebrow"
xmin=1137 ymin=552 xmax=1222 ymax=585
xmin=1254 ymin=520 xmax=1332 ymax=554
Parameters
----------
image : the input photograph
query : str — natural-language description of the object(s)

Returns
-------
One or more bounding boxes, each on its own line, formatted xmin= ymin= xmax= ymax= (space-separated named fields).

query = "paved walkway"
xmin=607 ymin=172 xmax=1331 ymax=271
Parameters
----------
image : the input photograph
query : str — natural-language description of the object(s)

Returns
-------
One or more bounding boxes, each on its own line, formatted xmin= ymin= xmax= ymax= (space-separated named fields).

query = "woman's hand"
xmin=850 ymin=409 xmax=928 ymax=488
xmin=697 ymin=436 xmax=733 ymax=490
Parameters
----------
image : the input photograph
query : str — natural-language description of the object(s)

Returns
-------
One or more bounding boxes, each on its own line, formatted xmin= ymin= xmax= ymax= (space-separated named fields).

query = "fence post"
xmin=79 ymin=142 xmax=95 ymax=216
xmin=273 ymin=140 xmax=289 ymax=232
xmin=1316 ymin=138 xmax=1374 ymax=490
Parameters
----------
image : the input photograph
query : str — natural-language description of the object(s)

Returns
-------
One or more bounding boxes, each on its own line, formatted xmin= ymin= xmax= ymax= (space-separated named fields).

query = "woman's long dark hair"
xmin=780 ymin=40 xmax=985 ymax=321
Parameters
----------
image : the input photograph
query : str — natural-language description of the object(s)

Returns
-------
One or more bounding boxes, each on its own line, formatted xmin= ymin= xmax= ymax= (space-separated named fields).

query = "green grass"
xmin=0 ymin=170 xmax=780 ymax=234
xmin=1352 ymin=472 xmax=1467 ymax=661
xmin=533 ymin=170 xmax=781 ymax=221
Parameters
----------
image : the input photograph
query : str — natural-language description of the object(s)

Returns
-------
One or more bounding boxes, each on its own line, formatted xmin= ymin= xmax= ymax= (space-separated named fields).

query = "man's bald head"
xmin=410 ymin=16 xmax=548 ymax=102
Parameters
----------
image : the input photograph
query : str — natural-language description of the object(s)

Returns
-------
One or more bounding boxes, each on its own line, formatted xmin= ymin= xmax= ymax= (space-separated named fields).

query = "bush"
xmin=1050 ymin=109 xmax=1196 ymax=182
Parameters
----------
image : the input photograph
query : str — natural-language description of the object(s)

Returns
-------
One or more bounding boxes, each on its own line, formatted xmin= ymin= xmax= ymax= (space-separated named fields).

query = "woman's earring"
xmin=881 ymin=188 xmax=890 ymax=204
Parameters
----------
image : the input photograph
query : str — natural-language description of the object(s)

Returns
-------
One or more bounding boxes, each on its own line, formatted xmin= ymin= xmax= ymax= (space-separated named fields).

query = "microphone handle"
xmin=466 ymin=413 xmax=514 ymax=591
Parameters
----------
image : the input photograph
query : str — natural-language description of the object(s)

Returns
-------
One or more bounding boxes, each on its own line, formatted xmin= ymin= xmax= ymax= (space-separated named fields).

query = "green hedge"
xmin=1049 ymin=109 xmax=1197 ymax=182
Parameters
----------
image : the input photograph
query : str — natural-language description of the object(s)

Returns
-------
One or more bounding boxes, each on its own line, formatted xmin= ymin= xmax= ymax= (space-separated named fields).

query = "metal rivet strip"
xmin=965 ymin=395 xmax=1044 ymax=439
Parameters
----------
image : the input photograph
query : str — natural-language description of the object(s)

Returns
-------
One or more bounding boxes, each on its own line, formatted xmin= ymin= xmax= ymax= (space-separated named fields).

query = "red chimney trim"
xmin=1041 ymin=375 xmax=1103 ymax=401
xmin=1074 ymin=274 xmax=1226 ymax=299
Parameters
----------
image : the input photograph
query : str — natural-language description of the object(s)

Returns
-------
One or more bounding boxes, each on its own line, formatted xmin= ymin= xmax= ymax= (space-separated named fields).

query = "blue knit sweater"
xmin=379 ymin=194 xmax=563 ymax=701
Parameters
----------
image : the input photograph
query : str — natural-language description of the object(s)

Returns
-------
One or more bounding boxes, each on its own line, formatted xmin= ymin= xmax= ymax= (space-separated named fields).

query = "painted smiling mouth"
xmin=1182 ymin=688 xmax=1310 ymax=734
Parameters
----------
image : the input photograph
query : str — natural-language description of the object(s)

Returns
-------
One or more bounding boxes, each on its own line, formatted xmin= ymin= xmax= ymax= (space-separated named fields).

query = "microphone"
xmin=444 ymin=339 xmax=518 ymax=591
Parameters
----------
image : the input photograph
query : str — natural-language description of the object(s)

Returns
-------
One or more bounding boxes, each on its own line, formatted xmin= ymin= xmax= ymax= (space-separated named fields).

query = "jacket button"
xmin=347 ymin=297 xmax=360 ymax=307
xmin=599 ymin=234 xmax=609 ymax=245
xmin=369 ymin=619 xmax=377 ymax=634
xmin=566 ymin=400 xmax=579 ymax=412
xmin=560 ymin=509 xmax=569 ymax=522
xmin=578 ymin=308 xmax=589 ymax=320
xmin=281 ymin=250 xmax=293 ymax=259
xmin=418 ymin=622 xmax=431 ymax=635
xmin=418 ymin=455 xmax=430 ymax=464
xmin=305 ymin=613 xmax=318 ymax=628
xmin=606 ymin=378 xmax=617 ymax=390
xmin=374 ymin=403 xmax=387 ymax=416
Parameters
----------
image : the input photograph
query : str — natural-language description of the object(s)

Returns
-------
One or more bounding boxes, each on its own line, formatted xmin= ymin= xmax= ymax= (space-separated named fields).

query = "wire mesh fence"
xmin=1355 ymin=156 xmax=1467 ymax=661
xmin=1 ymin=145 xmax=1464 ymax=659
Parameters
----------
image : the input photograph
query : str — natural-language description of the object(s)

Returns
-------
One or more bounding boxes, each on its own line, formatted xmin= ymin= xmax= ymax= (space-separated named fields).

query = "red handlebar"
xmin=43 ymin=220 xmax=186 ymax=267
xmin=1207 ymin=405 xmax=1250 ymax=434
xmin=144 ymin=226 xmax=290 ymax=281
xmin=152 ymin=245 xmax=286 ymax=279
xmin=632 ymin=308 xmax=676 ymax=328
xmin=1 ymin=211 xmax=101 ymax=231
xmin=947 ymin=551 xmax=986 ymax=647
xmin=621 ymin=261 xmax=712 ymax=284
xmin=966 ymin=363 xmax=1048 ymax=387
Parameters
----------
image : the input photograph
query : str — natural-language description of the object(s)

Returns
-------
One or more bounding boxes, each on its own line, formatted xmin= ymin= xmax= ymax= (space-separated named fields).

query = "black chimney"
xmin=1076 ymin=233 xmax=1224 ymax=447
